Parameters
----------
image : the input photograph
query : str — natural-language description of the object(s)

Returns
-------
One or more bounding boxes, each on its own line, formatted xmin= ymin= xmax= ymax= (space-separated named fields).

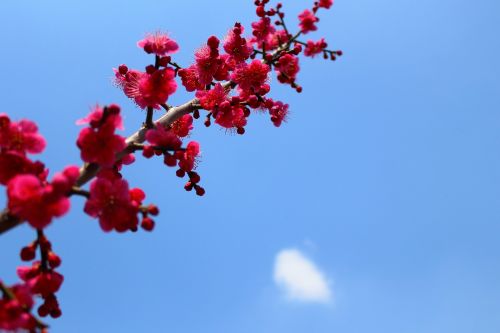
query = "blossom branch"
xmin=0 ymin=32 xmax=288 ymax=234
xmin=0 ymin=1 xmax=342 ymax=328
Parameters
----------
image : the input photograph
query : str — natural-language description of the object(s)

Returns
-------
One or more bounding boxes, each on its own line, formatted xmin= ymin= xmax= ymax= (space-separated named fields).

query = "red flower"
xmin=77 ymin=106 xmax=126 ymax=167
xmin=77 ymin=127 xmax=126 ymax=167
xmin=0 ymin=283 xmax=36 ymax=331
xmin=6 ymin=175 xmax=50 ymax=227
xmin=177 ymin=141 xmax=200 ymax=172
xmin=213 ymin=54 xmax=232 ymax=81
xmin=195 ymin=37 xmax=221 ymax=85
xmin=196 ymin=83 xmax=228 ymax=111
xmin=145 ymin=124 xmax=182 ymax=150
xmin=0 ymin=151 xmax=45 ymax=185
xmin=304 ymin=38 xmax=327 ymax=57
xmin=76 ymin=104 xmax=123 ymax=130
xmin=84 ymin=172 xmax=142 ymax=232
xmin=231 ymin=60 xmax=270 ymax=95
xmin=266 ymin=29 xmax=290 ymax=50
xmin=224 ymin=23 xmax=252 ymax=63
xmin=7 ymin=166 xmax=78 ymax=229
xmin=319 ymin=0 xmax=334 ymax=9
xmin=28 ymin=272 xmax=64 ymax=298
xmin=171 ymin=114 xmax=193 ymax=138
xmin=16 ymin=265 xmax=39 ymax=282
xmin=0 ymin=114 xmax=46 ymax=155
xmin=251 ymin=17 xmax=276 ymax=44
xmin=51 ymin=166 xmax=80 ymax=193
xmin=213 ymin=103 xmax=247 ymax=130
xmin=298 ymin=10 xmax=319 ymax=34
xmin=115 ymin=68 xmax=177 ymax=109
xmin=178 ymin=65 xmax=204 ymax=92
xmin=276 ymin=54 xmax=300 ymax=84
xmin=265 ymin=99 xmax=289 ymax=127
xmin=137 ymin=32 xmax=179 ymax=56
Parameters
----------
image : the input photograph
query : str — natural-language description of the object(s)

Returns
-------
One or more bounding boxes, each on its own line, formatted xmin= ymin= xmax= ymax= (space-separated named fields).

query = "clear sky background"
xmin=1 ymin=0 xmax=499 ymax=332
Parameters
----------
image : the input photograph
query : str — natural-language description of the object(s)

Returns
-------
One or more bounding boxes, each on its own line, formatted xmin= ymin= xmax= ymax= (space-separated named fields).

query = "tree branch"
xmin=0 ymin=209 xmax=22 ymax=234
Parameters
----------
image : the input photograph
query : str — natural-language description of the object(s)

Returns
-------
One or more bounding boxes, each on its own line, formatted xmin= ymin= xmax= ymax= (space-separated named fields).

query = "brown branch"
xmin=0 ymin=209 xmax=22 ymax=234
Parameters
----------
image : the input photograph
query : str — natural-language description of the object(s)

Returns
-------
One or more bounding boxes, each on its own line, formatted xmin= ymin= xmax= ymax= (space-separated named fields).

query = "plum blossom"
xmin=137 ymin=32 xmax=179 ymax=56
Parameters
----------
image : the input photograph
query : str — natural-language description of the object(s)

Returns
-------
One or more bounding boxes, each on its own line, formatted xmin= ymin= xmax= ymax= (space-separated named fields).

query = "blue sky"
xmin=1 ymin=0 xmax=500 ymax=332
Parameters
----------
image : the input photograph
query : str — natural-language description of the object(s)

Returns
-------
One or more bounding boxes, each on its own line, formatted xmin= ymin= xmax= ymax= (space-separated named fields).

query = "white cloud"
xmin=273 ymin=248 xmax=332 ymax=303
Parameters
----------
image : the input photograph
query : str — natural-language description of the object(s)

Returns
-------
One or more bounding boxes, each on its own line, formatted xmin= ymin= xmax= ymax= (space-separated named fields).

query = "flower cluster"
xmin=178 ymin=36 xmax=230 ymax=91
xmin=0 ymin=114 xmax=46 ymax=186
xmin=0 ymin=283 xmax=36 ymax=331
xmin=0 ymin=115 xmax=79 ymax=330
xmin=223 ymin=23 xmax=253 ymax=64
xmin=161 ymin=0 xmax=339 ymax=136
xmin=142 ymin=119 xmax=205 ymax=196
xmin=264 ymin=99 xmax=289 ymax=127
xmin=77 ymin=104 xmax=127 ymax=167
xmin=110 ymin=0 xmax=341 ymax=200
xmin=0 ymin=0 xmax=342 ymax=328
xmin=8 ymin=166 xmax=79 ymax=230
xmin=137 ymin=32 xmax=179 ymax=56
xmin=84 ymin=168 xmax=158 ymax=232
xmin=298 ymin=9 xmax=319 ymax=34
xmin=114 ymin=64 xmax=177 ymax=109
xmin=304 ymin=38 xmax=342 ymax=60
xmin=17 ymin=232 xmax=64 ymax=321
xmin=1 ymin=114 xmax=81 ymax=230
xmin=304 ymin=38 xmax=327 ymax=57
xmin=76 ymin=103 xmax=160 ymax=232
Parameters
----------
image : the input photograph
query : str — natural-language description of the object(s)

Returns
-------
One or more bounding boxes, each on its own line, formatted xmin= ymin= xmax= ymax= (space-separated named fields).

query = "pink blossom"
xmin=76 ymin=105 xmax=126 ymax=167
xmin=145 ymin=124 xmax=182 ymax=150
xmin=195 ymin=37 xmax=221 ymax=85
xmin=265 ymin=99 xmax=289 ymax=127
xmin=0 ymin=283 xmax=36 ymax=331
xmin=276 ymin=54 xmax=300 ymax=84
xmin=115 ymin=68 xmax=177 ymax=109
xmin=268 ymin=30 xmax=290 ymax=50
xmin=252 ymin=28 xmax=289 ymax=50
xmin=251 ymin=17 xmax=275 ymax=44
xmin=0 ymin=152 xmax=45 ymax=185
xmin=213 ymin=54 xmax=232 ymax=81
xmin=177 ymin=141 xmax=200 ymax=172
xmin=231 ymin=60 xmax=270 ymax=95
xmin=28 ymin=272 xmax=64 ymax=298
xmin=298 ymin=10 xmax=319 ymax=34
xmin=319 ymin=0 xmax=334 ymax=9
xmin=213 ymin=103 xmax=247 ymax=130
xmin=224 ymin=23 xmax=252 ymax=63
xmin=304 ymin=38 xmax=327 ymax=57
xmin=77 ymin=127 xmax=126 ymax=167
xmin=171 ymin=114 xmax=193 ymax=138
xmin=76 ymin=104 xmax=123 ymax=130
xmin=84 ymin=172 xmax=142 ymax=232
xmin=178 ymin=65 xmax=204 ymax=92
xmin=7 ymin=166 xmax=78 ymax=229
xmin=195 ymin=83 xmax=228 ymax=111
xmin=137 ymin=32 xmax=179 ymax=56
xmin=0 ymin=114 xmax=46 ymax=155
